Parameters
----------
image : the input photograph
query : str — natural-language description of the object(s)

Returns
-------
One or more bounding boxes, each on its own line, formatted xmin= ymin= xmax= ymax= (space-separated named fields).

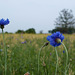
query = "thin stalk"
xmin=55 ymin=47 xmax=58 ymax=75
xmin=38 ymin=42 xmax=49 ymax=74
xmin=2 ymin=29 xmax=7 ymax=75
xmin=61 ymin=42 xmax=68 ymax=75
xmin=38 ymin=45 xmax=43 ymax=74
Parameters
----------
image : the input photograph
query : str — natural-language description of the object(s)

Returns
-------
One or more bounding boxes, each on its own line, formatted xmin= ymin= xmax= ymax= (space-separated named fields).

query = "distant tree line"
xmin=48 ymin=27 xmax=75 ymax=34
xmin=15 ymin=28 xmax=36 ymax=34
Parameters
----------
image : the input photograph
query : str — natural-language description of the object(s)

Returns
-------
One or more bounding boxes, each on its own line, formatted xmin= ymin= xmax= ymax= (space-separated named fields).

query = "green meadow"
xmin=0 ymin=34 xmax=75 ymax=75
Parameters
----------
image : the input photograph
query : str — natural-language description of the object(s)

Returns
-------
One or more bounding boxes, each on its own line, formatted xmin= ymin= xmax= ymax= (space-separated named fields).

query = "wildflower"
xmin=63 ymin=50 xmax=65 ymax=53
xmin=21 ymin=42 xmax=25 ymax=44
xmin=21 ymin=41 xmax=27 ymax=44
xmin=47 ymin=32 xmax=64 ymax=47
xmin=0 ymin=18 xmax=10 ymax=29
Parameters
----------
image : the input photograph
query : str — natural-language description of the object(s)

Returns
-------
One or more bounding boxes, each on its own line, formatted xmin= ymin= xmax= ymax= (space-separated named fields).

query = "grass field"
xmin=0 ymin=33 xmax=75 ymax=75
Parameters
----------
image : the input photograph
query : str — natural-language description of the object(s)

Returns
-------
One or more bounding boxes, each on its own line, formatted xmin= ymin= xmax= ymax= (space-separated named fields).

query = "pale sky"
xmin=0 ymin=0 xmax=75 ymax=33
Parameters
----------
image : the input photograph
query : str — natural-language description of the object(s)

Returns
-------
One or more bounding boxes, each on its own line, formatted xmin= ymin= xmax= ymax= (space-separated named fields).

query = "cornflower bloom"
xmin=47 ymin=31 xmax=68 ymax=75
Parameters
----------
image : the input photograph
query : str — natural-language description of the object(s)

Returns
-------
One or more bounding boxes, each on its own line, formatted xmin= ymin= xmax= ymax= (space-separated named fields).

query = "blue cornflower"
xmin=47 ymin=31 xmax=64 ymax=47
xmin=0 ymin=18 xmax=10 ymax=29
xmin=21 ymin=42 xmax=25 ymax=44
xmin=63 ymin=50 xmax=65 ymax=53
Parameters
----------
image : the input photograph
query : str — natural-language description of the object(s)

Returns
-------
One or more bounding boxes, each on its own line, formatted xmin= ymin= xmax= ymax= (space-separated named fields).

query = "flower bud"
xmin=43 ymin=42 xmax=49 ymax=47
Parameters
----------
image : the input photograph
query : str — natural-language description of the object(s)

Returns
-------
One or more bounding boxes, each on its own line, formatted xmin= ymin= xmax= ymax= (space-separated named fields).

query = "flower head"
xmin=63 ymin=50 xmax=65 ymax=53
xmin=0 ymin=18 xmax=10 ymax=29
xmin=47 ymin=31 xmax=64 ymax=47
xmin=21 ymin=42 xmax=25 ymax=44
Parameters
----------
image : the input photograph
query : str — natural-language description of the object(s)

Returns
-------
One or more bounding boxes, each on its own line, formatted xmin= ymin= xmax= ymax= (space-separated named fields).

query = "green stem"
xmin=2 ymin=29 xmax=7 ymax=75
xmin=61 ymin=42 xmax=68 ymax=75
xmin=38 ymin=45 xmax=44 ymax=74
xmin=38 ymin=42 xmax=49 ymax=74
xmin=55 ymin=47 xmax=58 ymax=75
